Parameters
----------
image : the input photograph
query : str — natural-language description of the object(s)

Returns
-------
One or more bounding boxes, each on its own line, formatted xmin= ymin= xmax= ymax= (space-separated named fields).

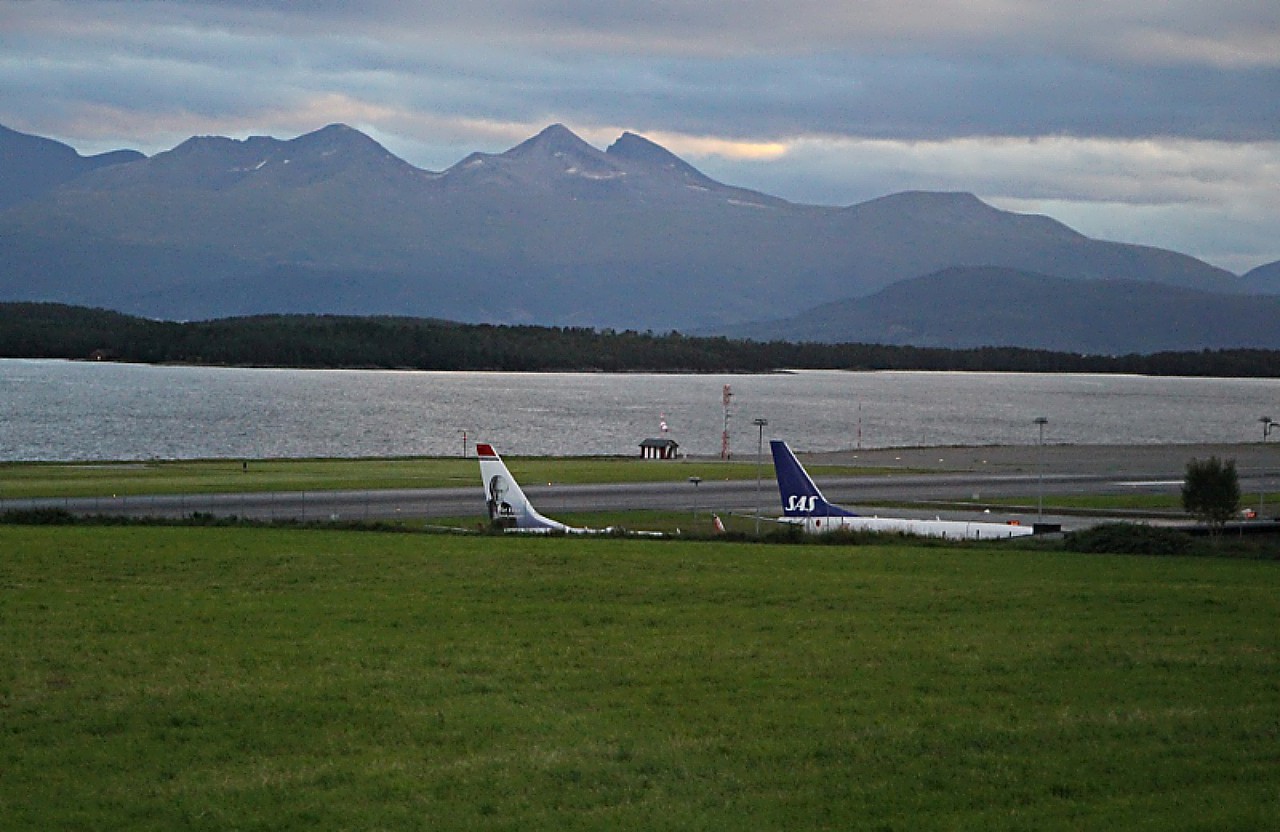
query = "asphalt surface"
xmin=7 ymin=443 xmax=1278 ymax=533
xmin=802 ymin=442 xmax=1280 ymax=477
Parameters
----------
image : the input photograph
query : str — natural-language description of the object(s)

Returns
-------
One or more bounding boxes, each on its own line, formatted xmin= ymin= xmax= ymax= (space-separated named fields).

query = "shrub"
xmin=1181 ymin=456 xmax=1241 ymax=534
xmin=0 ymin=508 xmax=79 ymax=525
xmin=1064 ymin=522 xmax=1192 ymax=555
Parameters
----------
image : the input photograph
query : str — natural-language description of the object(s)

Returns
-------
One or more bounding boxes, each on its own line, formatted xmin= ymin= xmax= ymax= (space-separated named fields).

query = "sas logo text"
xmin=786 ymin=495 xmax=818 ymax=513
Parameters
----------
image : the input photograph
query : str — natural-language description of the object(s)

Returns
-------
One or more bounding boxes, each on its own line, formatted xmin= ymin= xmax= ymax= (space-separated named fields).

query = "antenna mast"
xmin=720 ymin=384 xmax=733 ymax=460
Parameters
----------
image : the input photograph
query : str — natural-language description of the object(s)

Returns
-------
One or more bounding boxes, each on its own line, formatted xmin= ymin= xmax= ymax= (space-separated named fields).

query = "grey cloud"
xmin=2 ymin=0 xmax=1276 ymax=270
xmin=4 ymin=2 xmax=1277 ymax=148
xmin=490 ymin=51 xmax=1280 ymax=143
xmin=23 ymin=1 xmax=1280 ymax=62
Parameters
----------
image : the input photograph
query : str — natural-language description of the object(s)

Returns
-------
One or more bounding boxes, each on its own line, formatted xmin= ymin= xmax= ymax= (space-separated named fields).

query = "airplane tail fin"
xmin=770 ymin=440 xmax=858 ymax=518
xmin=476 ymin=443 xmax=570 ymax=532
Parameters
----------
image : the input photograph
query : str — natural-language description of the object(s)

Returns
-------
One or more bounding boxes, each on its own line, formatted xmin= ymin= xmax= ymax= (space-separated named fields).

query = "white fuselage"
xmin=791 ymin=514 xmax=1034 ymax=540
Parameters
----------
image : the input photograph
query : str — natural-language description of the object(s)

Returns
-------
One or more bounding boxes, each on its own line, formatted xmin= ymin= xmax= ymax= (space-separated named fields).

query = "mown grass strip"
xmin=0 ymin=456 xmax=888 ymax=500
xmin=973 ymin=491 xmax=1280 ymax=514
xmin=3 ymin=526 xmax=1277 ymax=830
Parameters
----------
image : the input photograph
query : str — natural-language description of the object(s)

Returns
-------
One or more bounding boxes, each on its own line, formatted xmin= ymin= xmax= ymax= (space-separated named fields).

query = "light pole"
xmin=1034 ymin=416 xmax=1048 ymax=522
xmin=1259 ymin=417 xmax=1274 ymax=519
xmin=753 ymin=418 xmax=768 ymax=535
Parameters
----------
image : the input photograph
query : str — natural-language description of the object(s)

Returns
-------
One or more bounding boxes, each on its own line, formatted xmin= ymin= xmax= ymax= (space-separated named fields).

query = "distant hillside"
xmin=0 ymin=123 xmax=1247 ymax=339
xmin=0 ymin=124 xmax=143 ymax=210
xmin=1242 ymin=260 xmax=1280 ymax=294
xmin=4 ymin=303 xmax=1279 ymax=376
xmin=717 ymin=266 xmax=1280 ymax=353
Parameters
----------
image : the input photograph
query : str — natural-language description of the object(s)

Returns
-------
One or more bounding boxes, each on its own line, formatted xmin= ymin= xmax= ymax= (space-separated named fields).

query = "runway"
xmin=7 ymin=442 xmax=1277 ymax=533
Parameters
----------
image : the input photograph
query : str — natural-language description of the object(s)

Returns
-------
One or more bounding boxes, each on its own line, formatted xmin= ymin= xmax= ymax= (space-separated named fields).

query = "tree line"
xmin=2 ymin=302 xmax=1278 ymax=377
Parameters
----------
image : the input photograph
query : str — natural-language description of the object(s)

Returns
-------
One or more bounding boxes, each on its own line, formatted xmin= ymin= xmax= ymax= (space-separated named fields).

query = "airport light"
xmin=753 ymin=418 xmax=768 ymax=535
xmin=1262 ymin=416 xmax=1275 ymax=442
xmin=688 ymin=476 xmax=702 ymax=520
xmin=1033 ymin=416 xmax=1048 ymax=522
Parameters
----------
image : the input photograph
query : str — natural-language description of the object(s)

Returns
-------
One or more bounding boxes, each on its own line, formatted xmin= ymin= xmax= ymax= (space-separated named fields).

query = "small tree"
xmin=1181 ymin=456 xmax=1240 ymax=535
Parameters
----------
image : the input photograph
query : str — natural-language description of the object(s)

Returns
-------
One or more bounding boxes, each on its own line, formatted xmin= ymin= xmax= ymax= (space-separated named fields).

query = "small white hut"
xmin=639 ymin=438 xmax=680 ymax=460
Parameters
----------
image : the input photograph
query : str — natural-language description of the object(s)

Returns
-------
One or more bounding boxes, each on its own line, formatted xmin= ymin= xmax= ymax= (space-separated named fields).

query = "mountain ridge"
xmin=0 ymin=121 xmax=1266 ymax=352
xmin=715 ymin=266 xmax=1280 ymax=353
xmin=1242 ymin=260 xmax=1280 ymax=293
xmin=0 ymin=124 xmax=144 ymax=209
xmin=77 ymin=123 xmax=425 ymax=193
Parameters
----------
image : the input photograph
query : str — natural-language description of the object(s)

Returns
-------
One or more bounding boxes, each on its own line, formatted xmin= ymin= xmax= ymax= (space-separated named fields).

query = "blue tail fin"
xmin=770 ymin=440 xmax=858 ymax=518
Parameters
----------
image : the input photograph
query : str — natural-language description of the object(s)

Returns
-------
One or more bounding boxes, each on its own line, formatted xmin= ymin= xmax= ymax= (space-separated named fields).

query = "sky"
xmin=3 ymin=0 xmax=1278 ymax=274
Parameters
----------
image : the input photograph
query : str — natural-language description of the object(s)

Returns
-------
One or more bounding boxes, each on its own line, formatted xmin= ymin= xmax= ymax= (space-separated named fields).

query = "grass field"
xmin=978 ymin=491 xmax=1280 ymax=514
xmin=3 ymin=525 xmax=1277 ymax=829
xmin=0 ymin=456 xmax=859 ymax=500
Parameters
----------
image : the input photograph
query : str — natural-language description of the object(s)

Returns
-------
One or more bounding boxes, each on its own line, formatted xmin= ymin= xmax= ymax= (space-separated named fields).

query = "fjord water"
xmin=2 ymin=359 xmax=1277 ymax=461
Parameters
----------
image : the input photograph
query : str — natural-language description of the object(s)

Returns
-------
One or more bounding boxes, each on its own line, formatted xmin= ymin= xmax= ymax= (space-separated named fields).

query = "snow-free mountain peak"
xmin=847 ymin=190 xmax=1086 ymax=240
xmin=501 ymin=123 xmax=622 ymax=180
xmin=509 ymin=123 xmax=600 ymax=157
xmin=287 ymin=123 xmax=405 ymax=161
xmin=606 ymin=131 xmax=722 ymax=187
xmin=1242 ymin=259 xmax=1280 ymax=293
xmin=0 ymin=124 xmax=144 ymax=209
xmin=608 ymin=131 xmax=692 ymax=171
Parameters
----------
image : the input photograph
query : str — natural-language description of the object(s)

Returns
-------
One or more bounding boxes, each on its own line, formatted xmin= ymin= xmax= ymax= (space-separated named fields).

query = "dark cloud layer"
xmin=1 ymin=0 xmax=1277 ymax=271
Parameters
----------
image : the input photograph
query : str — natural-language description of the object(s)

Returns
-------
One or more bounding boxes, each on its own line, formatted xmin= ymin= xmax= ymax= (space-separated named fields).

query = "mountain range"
xmin=2 ymin=122 xmax=1277 ymax=353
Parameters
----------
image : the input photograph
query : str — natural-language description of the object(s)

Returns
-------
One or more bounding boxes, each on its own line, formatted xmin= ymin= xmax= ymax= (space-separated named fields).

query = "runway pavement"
xmin=800 ymin=441 xmax=1279 ymax=478
xmin=5 ymin=443 xmax=1276 ymax=533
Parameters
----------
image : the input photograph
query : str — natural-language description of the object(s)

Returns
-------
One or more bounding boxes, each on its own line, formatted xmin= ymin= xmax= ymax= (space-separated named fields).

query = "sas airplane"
xmin=477 ymin=443 xmax=664 ymax=535
xmin=771 ymin=439 xmax=1035 ymax=540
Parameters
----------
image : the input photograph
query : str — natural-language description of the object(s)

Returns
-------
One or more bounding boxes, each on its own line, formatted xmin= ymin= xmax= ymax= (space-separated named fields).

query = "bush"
xmin=1064 ymin=522 xmax=1192 ymax=555
xmin=0 ymin=508 xmax=79 ymax=525
xmin=1181 ymin=456 xmax=1241 ymax=534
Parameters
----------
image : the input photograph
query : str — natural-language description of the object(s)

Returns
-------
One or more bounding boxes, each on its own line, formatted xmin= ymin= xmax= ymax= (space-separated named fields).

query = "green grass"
xmin=3 ymin=526 xmax=1277 ymax=829
xmin=0 ymin=456 xmax=883 ymax=500
xmin=953 ymin=493 xmax=1183 ymax=512
xmin=0 ymin=457 xmax=475 ymax=498
xmin=976 ymin=492 xmax=1280 ymax=515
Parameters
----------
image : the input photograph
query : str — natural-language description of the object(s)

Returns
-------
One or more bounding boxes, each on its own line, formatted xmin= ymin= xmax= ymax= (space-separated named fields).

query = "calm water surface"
xmin=2 ymin=359 xmax=1277 ymax=461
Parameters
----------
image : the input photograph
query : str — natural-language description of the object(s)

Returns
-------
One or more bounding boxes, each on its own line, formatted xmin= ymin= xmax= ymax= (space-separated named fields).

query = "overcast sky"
xmin=3 ymin=0 xmax=1278 ymax=273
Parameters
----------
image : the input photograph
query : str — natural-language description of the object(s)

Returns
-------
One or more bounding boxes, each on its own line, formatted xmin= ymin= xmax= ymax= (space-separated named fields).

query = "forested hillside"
xmin=2 ymin=303 xmax=1278 ymax=377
